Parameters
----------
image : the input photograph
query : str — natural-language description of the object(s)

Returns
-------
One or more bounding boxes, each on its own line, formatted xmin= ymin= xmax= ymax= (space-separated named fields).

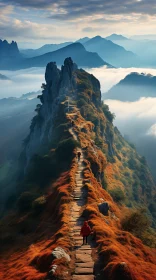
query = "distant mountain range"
xmin=21 ymin=43 xmax=111 ymax=69
xmin=2 ymin=34 xmax=156 ymax=70
xmin=20 ymin=42 xmax=72 ymax=57
xmin=106 ymin=33 xmax=156 ymax=67
xmin=83 ymin=36 xmax=139 ymax=68
xmin=0 ymin=73 xmax=10 ymax=80
xmin=106 ymin=34 xmax=129 ymax=41
xmin=105 ymin=72 xmax=156 ymax=101
xmin=0 ymin=41 xmax=111 ymax=70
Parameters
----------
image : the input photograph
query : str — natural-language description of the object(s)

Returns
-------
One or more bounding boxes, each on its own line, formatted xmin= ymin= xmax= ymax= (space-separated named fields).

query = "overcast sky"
xmin=0 ymin=0 xmax=156 ymax=47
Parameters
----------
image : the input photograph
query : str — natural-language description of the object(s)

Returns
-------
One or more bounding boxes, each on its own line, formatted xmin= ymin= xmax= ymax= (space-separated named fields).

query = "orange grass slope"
xmin=0 ymin=164 xmax=77 ymax=280
xmin=66 ymin=67 xmax=156 ymax=279
xmin=83 ymin=166 xmax=156 ymax=280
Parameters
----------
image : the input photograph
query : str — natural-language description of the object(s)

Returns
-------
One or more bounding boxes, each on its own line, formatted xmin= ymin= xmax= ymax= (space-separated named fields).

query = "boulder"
xmin=51 ymin=247 xmax=71 ymax=262
xmin=99 ymin=202 xmax=109 ymax=216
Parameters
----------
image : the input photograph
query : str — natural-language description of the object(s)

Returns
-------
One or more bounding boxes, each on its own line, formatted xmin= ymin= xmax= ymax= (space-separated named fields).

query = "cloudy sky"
xmin=0 ymin=0 xmax=156 ymax=47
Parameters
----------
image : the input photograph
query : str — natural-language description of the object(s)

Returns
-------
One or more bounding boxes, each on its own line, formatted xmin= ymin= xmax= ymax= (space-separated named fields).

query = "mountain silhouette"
xmin=84 ymin=35 xmax=139 ymax=67
xmin=106 ymin=72 xmax=156 ymax=101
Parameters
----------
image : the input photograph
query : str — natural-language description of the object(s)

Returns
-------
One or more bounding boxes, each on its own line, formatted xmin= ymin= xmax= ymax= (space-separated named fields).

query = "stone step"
xmin=72 ymin=275 xmax=94 ymax=280
xmin=76 ymin=262 xmax=94 ymax=268
xmin=72 ymin=236 xmax=82 ymax=241
xmin=75 ymin=267 xmax=93 ymax=275
xmin=78 ymin=246 xmax=92 ymax=250
xmin=76 ymin=254 xmax=93 ymax=263
xmin=76 ymin=250 xmax=92 ymax=255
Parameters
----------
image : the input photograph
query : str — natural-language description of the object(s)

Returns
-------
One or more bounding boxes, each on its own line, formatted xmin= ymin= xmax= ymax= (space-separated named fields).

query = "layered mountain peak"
xmin=23 ymin=58 xmax=101 ymax=165
xmin=0 ymin=39 xmax=20 ymax=58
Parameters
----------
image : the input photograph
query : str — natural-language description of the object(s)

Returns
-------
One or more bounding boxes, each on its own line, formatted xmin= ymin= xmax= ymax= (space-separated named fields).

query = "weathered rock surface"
xmin=23 ymin=57 xmax=78 ymax=167
xmin=98 ymin=202 xmax=109 ymax=216
xmin=51 ymin=247 xmax=70 ymax=262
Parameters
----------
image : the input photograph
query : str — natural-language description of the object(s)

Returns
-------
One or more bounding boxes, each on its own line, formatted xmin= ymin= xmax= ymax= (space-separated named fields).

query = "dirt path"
xmin=69 ymin=128 xmax=95 ymax=280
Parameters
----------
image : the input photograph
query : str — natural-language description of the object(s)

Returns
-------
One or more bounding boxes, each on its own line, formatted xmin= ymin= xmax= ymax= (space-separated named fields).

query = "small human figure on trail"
xmin=80 ymin=221 xmax=92 ymax=245
xmin=77 ymin=151 xmax=81 ymax=161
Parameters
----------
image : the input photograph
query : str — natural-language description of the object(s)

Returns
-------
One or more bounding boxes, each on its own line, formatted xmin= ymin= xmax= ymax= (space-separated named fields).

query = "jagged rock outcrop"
xmin=0 ymin=39 xmax=20 ymax=58
xmin=23 ymin=58 xmax=78 ymax=166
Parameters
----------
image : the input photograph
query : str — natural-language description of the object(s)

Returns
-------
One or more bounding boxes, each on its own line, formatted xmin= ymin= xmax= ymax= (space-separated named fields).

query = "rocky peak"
xmin=45 ymin=62 xmax=60 ymax=86
xmin=61 ymin=57 xmax=78 ymax=79
xmin=0 ymin=39 xmax=20 ymax=58
xmin=23 ymin=58 xmax=78 ymax=167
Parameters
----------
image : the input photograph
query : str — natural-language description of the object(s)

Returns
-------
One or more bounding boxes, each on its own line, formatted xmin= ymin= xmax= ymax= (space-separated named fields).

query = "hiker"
xmin=77 ymin=151 xmax=81 ymax=161
xmin=80 ymin=221 xmax=92 ymax=245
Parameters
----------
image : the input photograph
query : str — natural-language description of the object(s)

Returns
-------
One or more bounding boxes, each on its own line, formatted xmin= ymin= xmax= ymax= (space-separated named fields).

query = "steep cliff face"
xmin=23 ymin=56 xmax=155 ymax=211
xmin=23 ymin=58 xmax=78 ymax=166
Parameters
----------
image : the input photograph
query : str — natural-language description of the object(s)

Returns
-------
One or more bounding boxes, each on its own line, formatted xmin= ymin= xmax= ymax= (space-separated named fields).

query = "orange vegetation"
xmin=0 ymin=163 xmax=77 ymax=280
xmin=68 ymin=111 xmax=156 ymax=280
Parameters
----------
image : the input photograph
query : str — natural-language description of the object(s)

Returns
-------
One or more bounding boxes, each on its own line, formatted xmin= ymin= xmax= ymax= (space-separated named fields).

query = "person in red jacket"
xmin=80 ymin=221 xmax=92 ymax=245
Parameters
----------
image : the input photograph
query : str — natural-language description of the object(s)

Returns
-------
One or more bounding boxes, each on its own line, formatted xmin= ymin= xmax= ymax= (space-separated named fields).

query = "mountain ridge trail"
xmin=69 ymin=127 xmax=95 ymax=280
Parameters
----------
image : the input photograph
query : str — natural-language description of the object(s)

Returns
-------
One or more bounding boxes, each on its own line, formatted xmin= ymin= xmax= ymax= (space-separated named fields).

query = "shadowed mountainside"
xmin=0 ymin=40 xmax=111 ymax=70
xmin=20 ymin=42 xmax=72 ymax=58
xmin=0 ymin=73 xmax=10 ymax=80
xmin=0 ymin=58 xmax=156 ymax=280
xmin=106 ymin=33 xmax=156 ymax=67
xmin=83 ymin=36 xmax=139 ymax=68
xmin=106 ymin=72 xmax=156 ymax=101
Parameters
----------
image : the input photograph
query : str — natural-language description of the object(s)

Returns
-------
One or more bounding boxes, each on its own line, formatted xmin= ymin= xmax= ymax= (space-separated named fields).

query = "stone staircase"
xmin=69 ymin=128 xmax=95 ymax=280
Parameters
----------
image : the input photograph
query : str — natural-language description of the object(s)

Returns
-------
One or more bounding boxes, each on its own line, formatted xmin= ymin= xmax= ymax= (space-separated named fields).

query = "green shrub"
xmin=56 ymin=138 xmax=80 ymax=162
xmin=124 ymin=171 xmax=130 ymax=177
xmin=102 ymin=103 xmax=115 ymax=123
xmin=121 ymin=208 xmax=151 ymax=238
xmin=128 ymin=158 xmax=138 ymax=170
xmin=27 ymin=154 xmax=58 ymax=187
xmin=17 ymin=192 xmax=36 ymax=212
xmin=32 ymin=196 xmax=46 ymax=214
xmin=121 ymin=208 xmax=156 ymax=247
xmin=109 ymin=187 xmax=125 ymax=202
xmin=77 ymin=98 xmax=88 ymax=108
xmin=101 ymin=173 xmax=108 ymax=190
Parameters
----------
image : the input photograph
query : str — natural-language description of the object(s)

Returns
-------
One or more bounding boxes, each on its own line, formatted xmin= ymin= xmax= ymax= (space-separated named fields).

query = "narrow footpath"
xmin=69 ymin=128 xmax=95 ymax=280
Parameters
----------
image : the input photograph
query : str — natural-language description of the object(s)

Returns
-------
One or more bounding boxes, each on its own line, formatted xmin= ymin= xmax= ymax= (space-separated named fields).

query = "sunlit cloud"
xmin=147 ymin=124 xmax=156 ymax=137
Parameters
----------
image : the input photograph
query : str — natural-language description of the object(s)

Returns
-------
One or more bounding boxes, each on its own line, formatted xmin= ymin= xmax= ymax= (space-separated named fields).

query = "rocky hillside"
xmin=0 ymin=58 xmax=156 ymax=280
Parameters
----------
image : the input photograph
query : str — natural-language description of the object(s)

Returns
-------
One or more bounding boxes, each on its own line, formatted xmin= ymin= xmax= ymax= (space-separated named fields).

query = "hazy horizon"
xmin=1 ymin=0 xmax=156 ymax=48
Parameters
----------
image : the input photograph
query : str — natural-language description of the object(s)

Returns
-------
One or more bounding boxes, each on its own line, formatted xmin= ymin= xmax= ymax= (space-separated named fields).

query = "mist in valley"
xmin=0 ymin=65 xmax=156 ymax=180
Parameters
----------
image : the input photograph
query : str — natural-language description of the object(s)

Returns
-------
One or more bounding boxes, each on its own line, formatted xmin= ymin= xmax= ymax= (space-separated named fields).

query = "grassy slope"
xmin=0 ymin=66 xmax=156 ymax=280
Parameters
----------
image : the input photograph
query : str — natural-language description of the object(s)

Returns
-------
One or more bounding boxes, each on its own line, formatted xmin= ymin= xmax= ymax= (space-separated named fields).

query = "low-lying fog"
xmin=2 ymin=66 xmax=156 ymax=98
xmin=0 ymin=65 xmax=156 ymax=177
xmin=0 ymin=67 xmax=45 ymax=98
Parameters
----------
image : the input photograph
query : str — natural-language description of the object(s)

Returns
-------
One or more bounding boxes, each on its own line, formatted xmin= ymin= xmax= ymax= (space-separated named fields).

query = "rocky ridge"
xmin=0 ymin=58 xmax=156 ymax=280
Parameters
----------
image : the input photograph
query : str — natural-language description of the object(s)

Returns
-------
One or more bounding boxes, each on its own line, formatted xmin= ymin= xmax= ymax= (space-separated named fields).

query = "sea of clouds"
xmin=1 ymin=65 xmax=156 ymax=138
xmin=0 ymin=65 xmax=156 ymax=174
